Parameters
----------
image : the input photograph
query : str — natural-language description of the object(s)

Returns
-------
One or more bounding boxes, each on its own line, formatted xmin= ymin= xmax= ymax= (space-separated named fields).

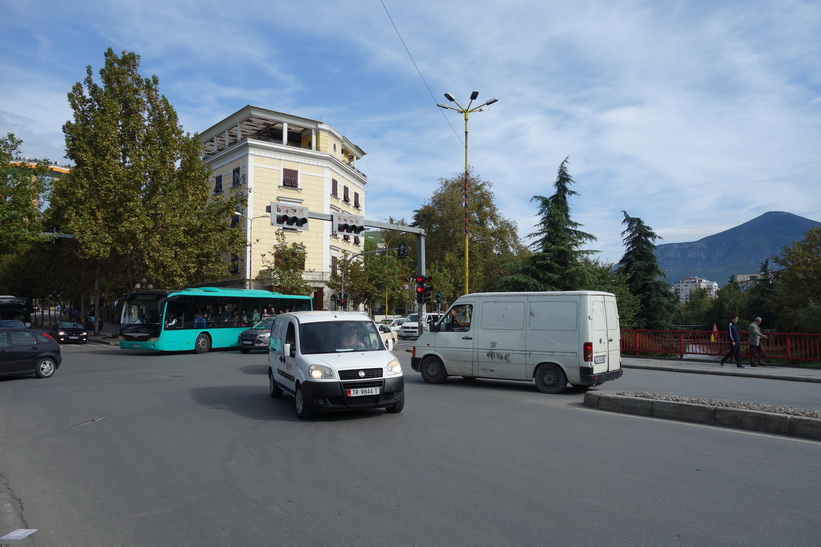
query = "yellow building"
xmin=199 ymin=105 xmax=367 ymax=309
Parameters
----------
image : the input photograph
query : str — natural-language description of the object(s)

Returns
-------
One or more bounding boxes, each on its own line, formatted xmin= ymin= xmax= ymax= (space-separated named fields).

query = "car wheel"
xmin=240 ymin=347 xmax=251 ymax=354
xmin=420 ymin=356 xmax=447 ymax=384
xmin=35 ymin=357 xmax=57 ymax=378
xmin=534 ymin=363 xmax=567 ymax=394
xmin=194 ymin=333 xmax=211 ymax=354
xmin=269 ymin=370 xmax=283 ymax=398
xmin=295 ymin=384 xmax=316 ymax=419
xmin=385 ymin=394 xmax=405 ymax=413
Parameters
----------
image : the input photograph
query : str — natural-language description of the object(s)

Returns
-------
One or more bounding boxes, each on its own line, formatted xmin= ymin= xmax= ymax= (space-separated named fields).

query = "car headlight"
xmin=82 ymin=332 xmax=87 ymax=336
xmin=58 ymin=331 xmax=66 ymax=335
xmin=309 ymin=364 xmax=334 ymax=380
xmin=386 ymin=358 xmax=402 ymax=376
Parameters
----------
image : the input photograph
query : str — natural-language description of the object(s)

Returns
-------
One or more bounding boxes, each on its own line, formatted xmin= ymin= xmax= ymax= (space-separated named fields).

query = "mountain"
xmin=655 ymin=211 xmax=820 ymax=286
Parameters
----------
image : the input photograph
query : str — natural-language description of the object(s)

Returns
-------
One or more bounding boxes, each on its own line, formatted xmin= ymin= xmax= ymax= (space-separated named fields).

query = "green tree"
xmin=0 ymin=134 xmax=51 ymax=256
xmin=769 ymin=227 xmax=821 ymax=332
xmin=257 ymin=231 xmax=312 ymax=295
xmin=495 ymin=157 xmax=595 ymax=291
xmin=617 ymin=211 xmax=677 ymax=329
xmin=57 ymin=48 xmax=244 ymax=293
xmin=578 ymin=258 xmax=640 ymax=328
xmin=412 ymin=169 xmax=525 ymax=296
xmin=710 ymin=276 xmax=748 ymax=329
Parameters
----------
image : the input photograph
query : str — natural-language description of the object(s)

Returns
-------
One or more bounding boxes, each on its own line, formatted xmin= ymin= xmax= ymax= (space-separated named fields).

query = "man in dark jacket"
xmin=719 ymin=316 xmax=745 ymax=368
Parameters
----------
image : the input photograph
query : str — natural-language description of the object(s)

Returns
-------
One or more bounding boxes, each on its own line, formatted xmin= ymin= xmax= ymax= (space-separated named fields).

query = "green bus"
xmin=118 ymin=287 xmax=313 ymax=353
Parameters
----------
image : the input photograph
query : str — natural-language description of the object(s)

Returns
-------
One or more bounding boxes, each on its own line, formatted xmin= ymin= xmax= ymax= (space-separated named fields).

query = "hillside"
xmin=655 ymin=211 xmax=820 ymax=285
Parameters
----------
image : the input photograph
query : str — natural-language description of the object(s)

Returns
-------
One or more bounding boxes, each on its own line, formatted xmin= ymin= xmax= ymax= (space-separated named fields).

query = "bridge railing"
xmin=621 ymin=329 xmax=821 ymax=365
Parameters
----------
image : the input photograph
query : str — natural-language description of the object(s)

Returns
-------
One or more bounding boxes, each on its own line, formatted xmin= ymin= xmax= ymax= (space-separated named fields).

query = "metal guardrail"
xmin=621 ymin=329 xmax=821 ymax=365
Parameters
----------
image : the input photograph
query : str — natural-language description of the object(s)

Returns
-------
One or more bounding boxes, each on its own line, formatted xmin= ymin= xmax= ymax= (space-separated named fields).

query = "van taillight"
xmin=411 ymin=346 xmax=416 ymax=358
xmin=583 ymin=342 xmax=593 ymax=362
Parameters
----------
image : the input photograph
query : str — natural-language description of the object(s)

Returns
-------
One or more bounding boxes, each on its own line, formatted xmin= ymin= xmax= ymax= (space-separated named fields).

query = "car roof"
xmin=285 ymin=310 xmax=373 ymax=325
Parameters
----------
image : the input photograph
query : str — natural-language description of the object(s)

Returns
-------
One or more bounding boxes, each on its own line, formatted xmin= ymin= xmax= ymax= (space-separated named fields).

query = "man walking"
xmin=719 ymin=316 xmax=745 ymax=368
xmin=748 ymin=316 xmax=768 ymax=367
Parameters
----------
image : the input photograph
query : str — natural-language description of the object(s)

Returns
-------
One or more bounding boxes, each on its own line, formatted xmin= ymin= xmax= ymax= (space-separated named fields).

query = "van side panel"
xmin=527 ymin=298 xmax=581 ymax=383
xmin=475 ymin=299 xmax=528 ymax=379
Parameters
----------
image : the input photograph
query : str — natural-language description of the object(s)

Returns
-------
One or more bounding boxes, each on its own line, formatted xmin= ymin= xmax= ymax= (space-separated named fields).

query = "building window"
xmin=354 ymin=192 xmax=360 ymax=209
xmin=229 ymin=254 xmax=239 ymax=274
xmin=331 ymin=179 xmax=338 ymax=198
xmin=343 ymin=234 xmax=350 ymax=242
xmin=283 ymin=168 xmax=298 ymax=188
xmin=343 ymin=186 xmax=350 ymax=203
xmin=232 ymin=167 xmax=242 ymax=187
xmin=214 ymin=174 xmax=223 ymax=194
xmin=354 ymin=236 xmax=360 ymax=246
xmin=331 ymin=256 xmax=338 ymax=277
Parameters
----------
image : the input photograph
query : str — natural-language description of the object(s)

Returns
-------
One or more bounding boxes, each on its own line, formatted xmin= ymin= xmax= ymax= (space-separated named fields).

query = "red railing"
xmin=621 ymin=329 xmax=821 ymax=365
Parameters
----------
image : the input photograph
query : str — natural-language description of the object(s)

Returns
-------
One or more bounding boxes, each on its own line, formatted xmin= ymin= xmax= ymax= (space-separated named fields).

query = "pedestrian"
xmin=748 ymin=316 xmax=768 ymax=367
xmin=719 ymin=315 xmax=745 ymax=368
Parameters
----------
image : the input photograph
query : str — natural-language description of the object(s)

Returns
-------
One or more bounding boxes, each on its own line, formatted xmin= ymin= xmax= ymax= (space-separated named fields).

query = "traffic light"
xmin=414 ymin=275 xmax=432 ymax=304
xmin=271 ymin=203 xmax=309 ymax=230
xmin=332 ymin=212 xmax=366 ymax=235
xmin=397 ymin=242 xmax=407 ymax=258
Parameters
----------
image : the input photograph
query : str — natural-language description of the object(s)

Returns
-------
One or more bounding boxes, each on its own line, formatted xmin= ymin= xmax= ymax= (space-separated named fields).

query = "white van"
xmin=268 ymin=311 xmax=405 ymax=418
xmin=411 ymin=291 xmax=622 ymax=393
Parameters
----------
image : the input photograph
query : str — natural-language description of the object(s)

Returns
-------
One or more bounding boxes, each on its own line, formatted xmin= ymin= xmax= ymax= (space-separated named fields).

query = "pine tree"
xmin=495 ymin=157 xmax=595 ymax=291
xmin=617 ymin=211 xmax=677 ymax=329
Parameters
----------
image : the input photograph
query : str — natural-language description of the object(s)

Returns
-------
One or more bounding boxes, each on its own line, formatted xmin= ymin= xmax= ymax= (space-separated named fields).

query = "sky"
xmin=2 ymin=0 xmax=820 ymax=264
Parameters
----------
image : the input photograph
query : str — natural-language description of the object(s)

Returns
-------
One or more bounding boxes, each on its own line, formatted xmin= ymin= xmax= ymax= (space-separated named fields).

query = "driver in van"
xmin=339 ymin=324 xmax=366 ymax=350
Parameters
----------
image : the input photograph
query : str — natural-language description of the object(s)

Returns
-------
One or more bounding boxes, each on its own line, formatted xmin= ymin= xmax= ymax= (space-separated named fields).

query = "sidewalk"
xmin=621 ymin=355 xmax=821 ymax=384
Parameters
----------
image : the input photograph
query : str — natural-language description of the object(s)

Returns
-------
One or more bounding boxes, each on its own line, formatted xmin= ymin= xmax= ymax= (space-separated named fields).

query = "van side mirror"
xmin=284 ymin=343 xmax=295 ymax=357
xmin=429 ymin=321 xmax=439 ymax=333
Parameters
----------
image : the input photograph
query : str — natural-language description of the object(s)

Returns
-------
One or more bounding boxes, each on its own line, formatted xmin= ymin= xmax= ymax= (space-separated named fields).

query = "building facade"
xmin=199 ymin=105 xmax=366 ymax=309
xmin=672 ymin=276 xmax=719 ymax=303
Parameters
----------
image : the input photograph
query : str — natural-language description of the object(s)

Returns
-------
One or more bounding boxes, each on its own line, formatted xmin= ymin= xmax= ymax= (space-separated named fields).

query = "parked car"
xmin=0 ymin=328 xmax=62 ymax=379
xmin=238 ymin=318 xmax=275 ymax=353
xmin=268 ymin=311 xmax=404 ymax=419
xmin=49 ymin=321 xmax=88 ymax=344
xmin=378 ymin=323 xmax=398 ymax=351
xmin=0 ymin=319 xmax=27 ymax=329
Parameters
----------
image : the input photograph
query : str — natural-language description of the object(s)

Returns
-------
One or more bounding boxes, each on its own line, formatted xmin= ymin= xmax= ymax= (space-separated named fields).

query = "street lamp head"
xmin=444 ymin=92 xmax=456 ymax=102
xmin=470 ymin=90 xmax=479 ymax=101
xmin=436 ymin=103 xmax=449 ymax=109
xmin=484 ymin=98 xmax=499 ymax=106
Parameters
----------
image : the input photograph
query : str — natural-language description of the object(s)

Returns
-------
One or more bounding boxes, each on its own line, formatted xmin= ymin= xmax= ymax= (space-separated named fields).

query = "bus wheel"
xmin=194 ymin=333 xmax=211 ymax=354
xmin=534 ymin=363 xmax=567 ymax=394
xmin=420 ymin=356 xmax=447 ymax=384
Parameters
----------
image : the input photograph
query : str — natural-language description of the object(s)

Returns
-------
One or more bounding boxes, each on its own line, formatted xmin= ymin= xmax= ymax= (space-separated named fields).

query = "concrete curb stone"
xmin=584 ymin=392 xmax=821 ymax=442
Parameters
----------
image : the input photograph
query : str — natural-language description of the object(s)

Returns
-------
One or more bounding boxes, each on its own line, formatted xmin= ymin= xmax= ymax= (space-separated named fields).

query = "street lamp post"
xmin=235 ymin=212 xmax=270 ymax=289
xmin=437 ymin=91 xmax=498 ymax=294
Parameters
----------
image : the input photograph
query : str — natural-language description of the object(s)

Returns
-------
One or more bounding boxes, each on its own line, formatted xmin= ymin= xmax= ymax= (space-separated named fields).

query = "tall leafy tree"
xmin=0 ymin=133 xmax=51 ymax=256
xmin=257 ymin=231 xmax=312 ymax=295
xmin=617 ymin=211 xmax=677 ymax=329
xmin=412 ymin=169 xmax=525 ymax=296
xmin=495 ymin=157 xmax=595 ymax=291
xmin=57 ymin=48 xmax=244 ymax=292
xmin=770 ymin=227 xmax=821 ymax=332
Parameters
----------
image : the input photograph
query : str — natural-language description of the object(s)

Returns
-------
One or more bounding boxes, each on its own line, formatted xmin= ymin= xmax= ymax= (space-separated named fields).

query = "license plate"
xmin=594 ymin=355 xmax=606 ymax=364
xmin=346 ymin=387 xmax=380 ymax=397
xmin=242 ymin=340 xmax=253 ymax=345
xmin=69 ymin=336 xmax=79 ymax=339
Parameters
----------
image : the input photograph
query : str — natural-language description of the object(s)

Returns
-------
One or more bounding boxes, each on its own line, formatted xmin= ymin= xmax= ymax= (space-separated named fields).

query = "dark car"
xmin=0 ymin=319 xmax=28 ymax=329
xmin=0 ymin=328 xmax=62 ymax=379
xmin=49 ymin=321 xmax=89 ymax=344
xmin=238 ymin=318 xmax=275 ymax=353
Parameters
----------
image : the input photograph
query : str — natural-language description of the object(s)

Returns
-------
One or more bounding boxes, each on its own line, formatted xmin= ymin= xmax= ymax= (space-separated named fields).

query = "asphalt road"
xmin=2 ymin=343 xmax=820 ymax=546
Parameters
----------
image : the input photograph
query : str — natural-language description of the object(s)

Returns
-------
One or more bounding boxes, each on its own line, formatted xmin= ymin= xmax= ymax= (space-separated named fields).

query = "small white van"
xmin=411 ymin=291 xmax=622 ymax=393
xmin=268 ymin=311 xmax=405 ymax=418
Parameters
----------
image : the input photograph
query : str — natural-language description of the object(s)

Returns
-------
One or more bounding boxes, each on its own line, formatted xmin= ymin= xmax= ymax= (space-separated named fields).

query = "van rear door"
xmin=604 ymin=297 xmax=621 ymax=371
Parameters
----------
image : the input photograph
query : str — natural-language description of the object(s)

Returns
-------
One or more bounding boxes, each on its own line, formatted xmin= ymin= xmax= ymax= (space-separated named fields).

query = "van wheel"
xmin=194 ymin=333 xmax=211 ymax=354
xmin=295 ymin=384 xmax=316 ymax=419
xmin=385 ymin=395 xmax=404 ymax=414
xmin=534 ymin=363 xmax=567 ymax=394
xmin=269 ymin=370 xmax=283 ymax=398
xmin=420 ymin=356 xmax=447 ymax=384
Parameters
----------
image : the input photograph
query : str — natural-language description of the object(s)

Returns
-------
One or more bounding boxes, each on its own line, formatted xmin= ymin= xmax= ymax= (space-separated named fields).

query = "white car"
xmin=378 ymin=323 xmax=398 ymax=351
xmin=400 ymin=313 xmax=442 ymax=340
xmin=268 ymin=311 xmax=404 ymax=419
xmin=384 ymin=317 xmax=408 ymax=333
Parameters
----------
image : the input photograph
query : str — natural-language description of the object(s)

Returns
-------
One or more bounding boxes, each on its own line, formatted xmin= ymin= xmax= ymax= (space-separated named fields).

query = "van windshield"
xmin=299 ymin=321 xmax=383 ymax=354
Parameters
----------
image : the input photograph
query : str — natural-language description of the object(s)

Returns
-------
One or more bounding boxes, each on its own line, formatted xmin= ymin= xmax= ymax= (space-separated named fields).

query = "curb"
xmin=584 ymin=392 xmax=821 ymax=442
xmin=621 ymin=363 xmax=821 ymax=384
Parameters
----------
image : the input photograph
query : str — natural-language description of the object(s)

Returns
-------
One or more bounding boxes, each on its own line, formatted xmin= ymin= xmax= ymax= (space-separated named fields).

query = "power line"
xmin=380 ymin=0 xmax=462 ymax=145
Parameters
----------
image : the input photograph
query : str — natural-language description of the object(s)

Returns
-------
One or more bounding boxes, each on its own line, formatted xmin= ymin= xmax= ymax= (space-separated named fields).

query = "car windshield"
xmin=407 ymin=314 xmax=419 ymax=322
xmin=56 ymin=321 xmax=84 ymax=329
xmin=0 ymin=320 xmax=27 ymax=329
xmin=299 ymin=321 xmax=383 ymax=354
xmin=251 ymin=319 xmax=274 ymax=331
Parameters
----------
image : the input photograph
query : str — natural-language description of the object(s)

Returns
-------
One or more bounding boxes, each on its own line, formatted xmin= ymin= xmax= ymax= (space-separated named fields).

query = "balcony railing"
xmin=621 ymin=329 xmax=821 ymax=365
